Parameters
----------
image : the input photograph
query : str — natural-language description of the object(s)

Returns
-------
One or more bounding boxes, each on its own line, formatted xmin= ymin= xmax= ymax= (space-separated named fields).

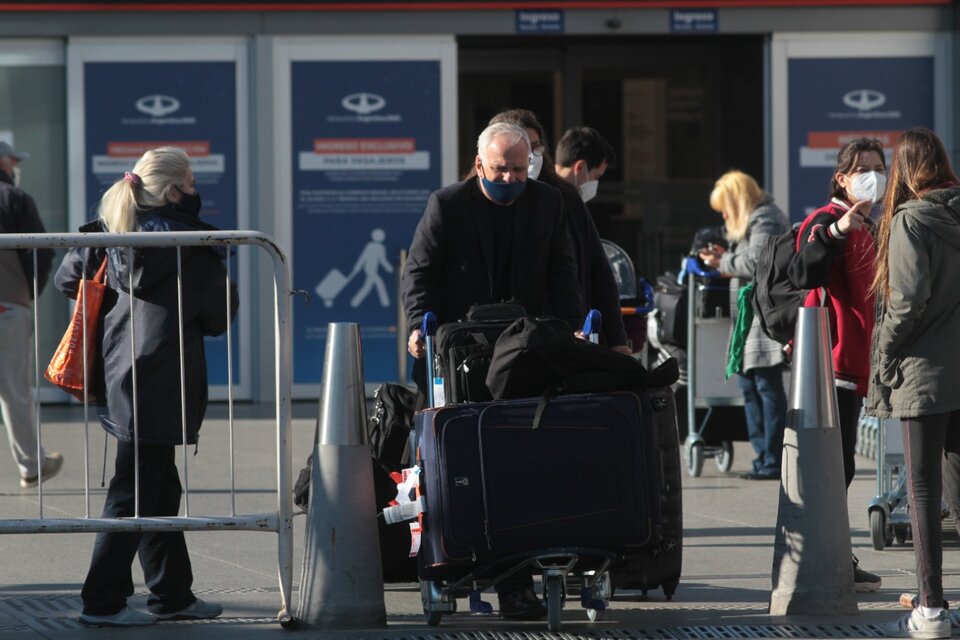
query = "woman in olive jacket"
xmin=868 ymin=128 xmax=960 ymax=638
xmin=55 ymin=147 xmax=238 ymax=628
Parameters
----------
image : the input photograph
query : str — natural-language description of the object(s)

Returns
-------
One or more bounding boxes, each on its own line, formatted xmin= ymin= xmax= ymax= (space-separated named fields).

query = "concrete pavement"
xmin=0 ymin=402 xmax=953 ymax=639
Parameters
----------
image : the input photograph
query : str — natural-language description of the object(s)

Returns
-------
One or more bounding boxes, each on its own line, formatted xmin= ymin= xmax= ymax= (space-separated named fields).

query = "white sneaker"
xmin=884 ymin=609 xmax=951 ymax=639
xmin=19 ymin=452 xmax=64 ymax=488
xmin=79 ymin=606 xmax=157 ymax=627
xmin=154 ymin=598 xmax=222 ymax=621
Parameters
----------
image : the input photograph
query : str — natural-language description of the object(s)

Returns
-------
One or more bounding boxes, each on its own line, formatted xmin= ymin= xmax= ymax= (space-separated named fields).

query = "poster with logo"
xmin=291 ymin=61 xmax=439 ymax=384
xmin=771 ymin=34 xmax=948 ymax=224
xmin=275 ymin=37 xmax=457 ymax=393
xmin=68 ymin=40 xmax=250 ymax=399
xmin=787 ymin=57 xmax=934 ymax=221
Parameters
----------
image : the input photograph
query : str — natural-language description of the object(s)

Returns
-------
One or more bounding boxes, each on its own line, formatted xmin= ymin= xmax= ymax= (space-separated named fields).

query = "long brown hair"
xmin=870 ymin=127 xmax=958 ymax=301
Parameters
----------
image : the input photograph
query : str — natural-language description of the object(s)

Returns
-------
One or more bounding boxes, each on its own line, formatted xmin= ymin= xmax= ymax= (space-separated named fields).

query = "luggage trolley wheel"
xmin=869 ymin=509 xmax=887 ymax=551
xmin=545 ymin=574 xmax=564 ymax=632
xmin=584 ymin=571 xmax=611 ymax=622
xmin=420 ymin=579 xmax=446 ymax=626
xmin=894 ymin=523 xmax=910 ymax=545
xmin=686 ymin=441 xmax=705 ymax=477
xmin=714 ymin=441 xmax=734 ymax=472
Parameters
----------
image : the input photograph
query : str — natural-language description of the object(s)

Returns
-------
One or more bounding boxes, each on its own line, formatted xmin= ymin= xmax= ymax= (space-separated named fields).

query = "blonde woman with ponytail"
xmin=867 ymin=128 xmax=960 ymax=638
xmin=54 ymin=146 xmax=237 ymax=627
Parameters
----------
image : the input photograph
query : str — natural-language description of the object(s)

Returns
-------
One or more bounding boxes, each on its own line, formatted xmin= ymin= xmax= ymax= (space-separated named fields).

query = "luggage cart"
xmin=416 ymin=311 xmax=616 ymax=632
xmin=601 ymin=239 xmax=657 ymax=362
xmin=867 ymin=415 xmax=911 ymax=550
xmin=682 ymin=256 xmax=742 ymax=477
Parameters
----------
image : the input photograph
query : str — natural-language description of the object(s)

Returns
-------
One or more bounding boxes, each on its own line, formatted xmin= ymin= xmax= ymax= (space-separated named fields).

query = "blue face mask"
xmin=480 ymin=168 xmax=525 ymax=204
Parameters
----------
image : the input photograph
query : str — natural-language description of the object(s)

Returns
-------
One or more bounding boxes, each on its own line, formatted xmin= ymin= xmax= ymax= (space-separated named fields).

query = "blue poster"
xmin=787 ymin=57 xmax=934 ymax=222
xmin=83 ymin=61 xmax=239 ymax=385
xmin=291 ymin=60 xmax=441 ymax=384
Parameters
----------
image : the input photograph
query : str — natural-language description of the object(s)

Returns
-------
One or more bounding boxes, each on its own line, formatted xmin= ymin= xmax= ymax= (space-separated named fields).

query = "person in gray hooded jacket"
xmin=868 ymin=127 xmax=960 ymax=639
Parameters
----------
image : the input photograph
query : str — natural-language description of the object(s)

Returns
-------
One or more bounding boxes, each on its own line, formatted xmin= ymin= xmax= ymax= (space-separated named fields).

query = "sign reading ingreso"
xmin=670 ymin=9 xmax=718 ymax=33
xmin=515 ymin=10 xmax=564 ymax=33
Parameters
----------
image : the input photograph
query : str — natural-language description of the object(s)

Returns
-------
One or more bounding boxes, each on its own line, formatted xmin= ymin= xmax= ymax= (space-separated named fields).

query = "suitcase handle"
xmin=421 ymin=312 xmax=441 ymax=407
xmin=581 ymin=309 xmax=601 ymax=344
xmin=682 ymin=255 xmax=720 ymax=279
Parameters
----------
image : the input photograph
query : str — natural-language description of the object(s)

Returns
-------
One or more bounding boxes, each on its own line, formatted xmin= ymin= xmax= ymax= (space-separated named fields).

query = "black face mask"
xmin=177 ymin=190 xmax=202 ymax=217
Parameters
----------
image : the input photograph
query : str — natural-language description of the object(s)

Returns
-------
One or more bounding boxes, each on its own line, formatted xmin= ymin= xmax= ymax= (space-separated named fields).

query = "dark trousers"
xmin=737 ymin=365 xmax=787 ymax=476
xmin=902 ymin=411 xmax=960 ymax=609
xmin=81 ymin=440 xmax=196 ymax=616
xmin=835 ymin=387 xmax=862 ymax=490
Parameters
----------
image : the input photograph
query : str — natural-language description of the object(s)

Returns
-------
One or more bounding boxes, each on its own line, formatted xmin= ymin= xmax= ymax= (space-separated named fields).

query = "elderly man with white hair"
xmin=400 ymin=122 xmax=582 ymax=621
xmin=403 ymin=122 xmax=581 ymax=359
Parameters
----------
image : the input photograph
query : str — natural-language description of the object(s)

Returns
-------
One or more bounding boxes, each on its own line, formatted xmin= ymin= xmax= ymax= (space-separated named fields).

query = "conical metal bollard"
xmin=769 ymin=307 xmax=857 ymax=616
xmin=296 ymin=322 xmax=386 ymax=629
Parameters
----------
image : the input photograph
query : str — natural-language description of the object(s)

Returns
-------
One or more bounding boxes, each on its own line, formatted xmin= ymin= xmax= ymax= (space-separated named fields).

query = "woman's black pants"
xmin=80 ymin=440 xmax=196 ymax=616
xmin=902 ymin=410 xmax=960 ymax=609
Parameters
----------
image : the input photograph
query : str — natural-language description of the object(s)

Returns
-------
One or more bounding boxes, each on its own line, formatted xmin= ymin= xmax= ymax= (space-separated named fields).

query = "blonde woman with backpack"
xmin=699 ymin=170 xmax=788 ymax=480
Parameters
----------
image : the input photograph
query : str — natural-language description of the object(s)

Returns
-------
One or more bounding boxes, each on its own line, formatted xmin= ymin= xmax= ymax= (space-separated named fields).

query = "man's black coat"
xmin=402 ymin=177 xmax=582 ymax=330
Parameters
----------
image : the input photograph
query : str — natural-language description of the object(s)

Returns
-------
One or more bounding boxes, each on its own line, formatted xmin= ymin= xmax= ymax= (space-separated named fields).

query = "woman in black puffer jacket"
xmin=55 ymin=146 xmax=238 ymax=628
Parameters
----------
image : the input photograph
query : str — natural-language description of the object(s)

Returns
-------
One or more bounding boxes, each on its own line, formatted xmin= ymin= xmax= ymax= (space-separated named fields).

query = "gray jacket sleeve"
xmin=719 ymin=202 xmax=788 ymax=279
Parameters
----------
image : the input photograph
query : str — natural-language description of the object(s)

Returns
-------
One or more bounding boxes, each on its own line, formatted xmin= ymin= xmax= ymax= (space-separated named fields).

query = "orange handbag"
xmin=45 ymin=258 xmax=108 ymax=402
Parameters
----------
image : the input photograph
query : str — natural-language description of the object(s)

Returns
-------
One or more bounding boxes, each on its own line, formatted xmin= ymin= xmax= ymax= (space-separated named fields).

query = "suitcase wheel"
xmin=663 ymin=581 xmax=678 ymax=601
xmin=545 ymin=574 xmax=564 ymax=632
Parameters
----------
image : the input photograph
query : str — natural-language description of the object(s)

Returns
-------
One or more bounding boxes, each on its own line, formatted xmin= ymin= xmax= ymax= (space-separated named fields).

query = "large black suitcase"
xmin=611 ymin=385 xmax=683 ymax=598
xmin=415 ymin=391 xmax=662 ymax=580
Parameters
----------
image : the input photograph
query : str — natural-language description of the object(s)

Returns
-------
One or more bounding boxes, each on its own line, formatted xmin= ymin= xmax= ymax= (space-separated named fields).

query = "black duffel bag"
xmin=485 ymin=316 xmax=679 ymax=403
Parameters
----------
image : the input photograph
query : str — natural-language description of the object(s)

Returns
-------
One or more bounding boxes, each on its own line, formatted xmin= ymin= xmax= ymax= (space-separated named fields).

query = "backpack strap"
xmin=532 ymin=384 xmax=560 ymax=430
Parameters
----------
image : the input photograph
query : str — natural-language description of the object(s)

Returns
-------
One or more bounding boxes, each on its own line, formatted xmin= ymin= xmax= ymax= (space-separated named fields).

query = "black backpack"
xmin=293 ymin=382 xmax=419 ymax=510
xmin=752 ymin=223 xmax=806 ymax=344
xmin=367 ymin=383 xmax=420 ymax=471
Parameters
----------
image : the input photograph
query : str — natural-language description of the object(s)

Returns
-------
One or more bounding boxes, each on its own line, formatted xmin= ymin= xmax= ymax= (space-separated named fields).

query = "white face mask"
xmin=579 ymin=179 xmax=599 ymax=203
xmin=527 ymin=153 xmax=543 ymax=180
xmin=576 ymin=166 xmax=599 ymax=203
xmin=850 ymin=170 xmax=886 ymax=203
xmin=11 ymin=165 xmax=20 ymax=188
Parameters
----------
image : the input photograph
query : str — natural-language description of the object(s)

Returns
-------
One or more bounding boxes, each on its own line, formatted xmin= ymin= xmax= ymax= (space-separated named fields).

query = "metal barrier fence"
xmin=0 ymin=230 xmax=294 ymax=627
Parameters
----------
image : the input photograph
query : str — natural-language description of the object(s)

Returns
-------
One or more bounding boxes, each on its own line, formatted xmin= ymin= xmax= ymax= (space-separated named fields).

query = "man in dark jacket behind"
xmin=553 ymin=126 xmax=629 ymax=353
xmin=0 ymin=140 xmax=58 ymax=488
